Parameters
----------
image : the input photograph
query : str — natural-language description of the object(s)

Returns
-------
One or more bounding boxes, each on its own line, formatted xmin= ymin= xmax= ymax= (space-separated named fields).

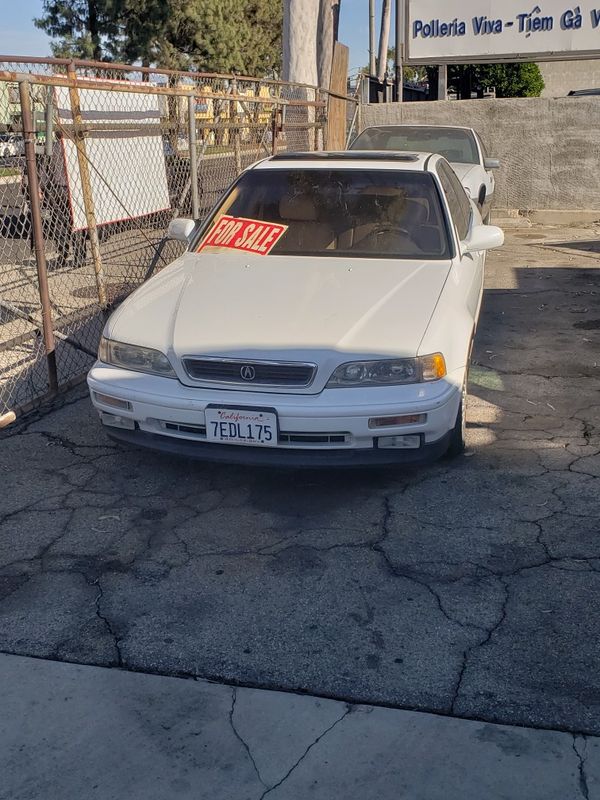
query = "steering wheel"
xmin=369 ymin=223 xmax=411 ymax=238
xmin=356 ymin=223 xmax=413 ymax=250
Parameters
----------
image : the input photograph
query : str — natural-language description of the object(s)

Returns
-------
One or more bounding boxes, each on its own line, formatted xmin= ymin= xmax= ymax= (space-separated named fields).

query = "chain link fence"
xmin=0 ymin=56 xmax=359 ymax=422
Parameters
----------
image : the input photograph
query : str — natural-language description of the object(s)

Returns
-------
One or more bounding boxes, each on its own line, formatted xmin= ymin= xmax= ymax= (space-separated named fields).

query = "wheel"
xmin=446 ymin=378 xmax=467 ymax=458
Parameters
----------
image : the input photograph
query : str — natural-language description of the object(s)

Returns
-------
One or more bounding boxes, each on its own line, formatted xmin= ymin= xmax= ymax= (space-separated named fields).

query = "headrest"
xmin=279 ymin=195 xmax=318 ymax=221
xmin=440 ymin=149 xmax=463 ymax=162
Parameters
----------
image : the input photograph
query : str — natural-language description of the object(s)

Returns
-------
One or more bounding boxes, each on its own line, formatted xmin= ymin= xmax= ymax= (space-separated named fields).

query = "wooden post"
xmin=326 ymin=42 xmax=349 ymax=150
xmin=0 ymin=411 xmax=17 ymax=429
xmin=66 ymin=63 xmax=107 ymax=307
xmin=18 ymin=78 xmax=58 ymax=394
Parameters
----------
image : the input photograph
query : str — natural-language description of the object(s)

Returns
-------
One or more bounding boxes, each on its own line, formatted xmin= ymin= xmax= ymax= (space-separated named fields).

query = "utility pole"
xmin=317 ymin=0 xmax=335 ymax=89
xmin=377 ymin=0 xmax=391 ymax=84
xmin=282 ymin=0 xmax=319 ymax=85
xmin=369 ymin=0 xmax=376 ymax=76
xmin=394 ymin=0 xmax=403 ymax=101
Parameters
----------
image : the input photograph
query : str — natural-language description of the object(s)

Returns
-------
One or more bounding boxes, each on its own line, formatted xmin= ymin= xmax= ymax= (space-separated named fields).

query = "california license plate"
xmin=204 ymin=407 xmax=278 ymax=447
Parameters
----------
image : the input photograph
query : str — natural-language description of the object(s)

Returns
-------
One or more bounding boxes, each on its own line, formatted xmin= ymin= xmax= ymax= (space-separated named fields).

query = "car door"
xmin=437 ymin=161 xmax=484 ymax=325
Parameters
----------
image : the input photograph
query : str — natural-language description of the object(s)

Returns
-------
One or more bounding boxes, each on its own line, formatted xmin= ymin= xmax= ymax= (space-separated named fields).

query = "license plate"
xmin=204 ymin=408 xmax=278 ymax=447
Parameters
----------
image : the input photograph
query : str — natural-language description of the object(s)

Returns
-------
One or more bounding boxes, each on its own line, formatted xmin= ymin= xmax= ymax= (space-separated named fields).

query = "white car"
xmin=87 ymin=151 xmax=504 ymax=466
xmin=349 ymin=125 xmax=500 ymax=222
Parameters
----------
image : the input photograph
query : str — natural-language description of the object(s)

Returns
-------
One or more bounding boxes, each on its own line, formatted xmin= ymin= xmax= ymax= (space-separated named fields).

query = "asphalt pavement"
xmin=1 ymin=224 xmax=600 ymax=790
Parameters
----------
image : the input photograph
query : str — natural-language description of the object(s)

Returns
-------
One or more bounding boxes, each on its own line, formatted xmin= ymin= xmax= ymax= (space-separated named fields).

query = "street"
xmin=1 ymin=222 xmax=600 ymax=739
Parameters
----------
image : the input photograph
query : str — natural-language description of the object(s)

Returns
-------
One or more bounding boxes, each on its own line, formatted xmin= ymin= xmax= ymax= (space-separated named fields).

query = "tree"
xmin=111 ymin=0 xmax=181 ymax=68
xmin=476 ymin=63 xmax=544 ymax=98
xmin=449 ymin=63 xmax=545 ymax=99
xmin=35 ymin=0 xmax=121 ymax=61
xmin=35 ymin=0 xmax=283 ymax=76
xmin=182 ymin=0 xmax=283 ymax=75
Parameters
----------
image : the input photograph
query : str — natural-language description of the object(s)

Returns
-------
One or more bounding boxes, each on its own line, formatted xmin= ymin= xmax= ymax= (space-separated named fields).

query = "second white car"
xmin=349 ymin=125 xmax=500 ymax=222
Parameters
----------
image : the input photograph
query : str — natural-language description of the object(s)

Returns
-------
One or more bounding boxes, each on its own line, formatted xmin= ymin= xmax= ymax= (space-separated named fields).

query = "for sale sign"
xmin=197 ymin=215 xmax=288 ymax=256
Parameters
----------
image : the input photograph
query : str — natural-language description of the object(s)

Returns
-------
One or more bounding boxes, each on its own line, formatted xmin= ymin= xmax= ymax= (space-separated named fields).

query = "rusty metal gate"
xmin=0 ymin=56 xmax=359 ymax=424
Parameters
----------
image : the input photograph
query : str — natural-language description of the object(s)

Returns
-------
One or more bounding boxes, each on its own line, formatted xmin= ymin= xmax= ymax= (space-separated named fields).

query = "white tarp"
xmin=55 ymin=84 xmax=170 ymax=231
xmin=406 ymin=0 xmax=600 ymax=62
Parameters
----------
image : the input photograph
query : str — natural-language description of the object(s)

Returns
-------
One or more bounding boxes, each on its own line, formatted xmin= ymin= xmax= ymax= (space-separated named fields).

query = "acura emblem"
xmin=240 ymin=365 xmax=256 ymax=381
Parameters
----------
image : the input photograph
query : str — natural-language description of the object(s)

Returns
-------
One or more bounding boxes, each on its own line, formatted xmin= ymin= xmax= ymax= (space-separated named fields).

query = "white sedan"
xmin=349 ymin=125 xmax=500 ymax=222
xmin=87 ymin=151 xmax=504 ymax=466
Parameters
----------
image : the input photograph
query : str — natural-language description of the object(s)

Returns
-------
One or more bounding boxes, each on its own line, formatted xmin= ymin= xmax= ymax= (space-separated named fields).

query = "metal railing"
xmin=0 ymin=56 xmax=359 ymax=423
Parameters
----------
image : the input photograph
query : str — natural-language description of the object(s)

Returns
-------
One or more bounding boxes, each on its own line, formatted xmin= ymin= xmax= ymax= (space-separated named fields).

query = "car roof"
xmin=358 ymin=124 xmax=476 ymax=134
xmin=254 ymin=150 xmax=442 ymax=172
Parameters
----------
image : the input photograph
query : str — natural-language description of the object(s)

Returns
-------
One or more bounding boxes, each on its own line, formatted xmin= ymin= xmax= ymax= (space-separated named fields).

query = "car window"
xmin=437 ymin=161 xmax=472 ymax=242
xmin=197 ymin=168 xmax=452 ymax=260
xmin=351 ymin=126 xmax=479 ymax=165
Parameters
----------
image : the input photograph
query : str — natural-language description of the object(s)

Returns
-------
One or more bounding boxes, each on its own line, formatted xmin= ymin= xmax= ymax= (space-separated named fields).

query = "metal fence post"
xmin=231 ymin=77 xmax=242 ymax=175
xmin=66 ymin=63 xmax=107 ymax=307
xmin=187 ymin=95 xmax=200 ymax=220
xmin=272 ymin=105 xmax=281 ymax=155
xmin=18 ymin=78 xmax=59 ymax=394
xmin=44 ymin=86 xmax=54 ymax=156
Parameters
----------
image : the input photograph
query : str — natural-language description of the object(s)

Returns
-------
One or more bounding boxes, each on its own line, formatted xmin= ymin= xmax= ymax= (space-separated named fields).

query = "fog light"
xmin=100 ymin=412 xmax=136 ymax=430
xmin=94 ymin=392 xmax=132 ymax=411
xmin=369 ymin=414 xmax=426 ymax=429
xmin=377 ymin=434 xmax=421 ymax=450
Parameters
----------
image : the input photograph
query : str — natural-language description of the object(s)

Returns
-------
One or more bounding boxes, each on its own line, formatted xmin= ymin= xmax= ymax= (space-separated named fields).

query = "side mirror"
xmin=484 ymin=157 xmax=500 ymax=170
xmin=462 ymin=224 xmax=504 ymax=254
xmin=167 ymin=218 xmax=195 ymax=242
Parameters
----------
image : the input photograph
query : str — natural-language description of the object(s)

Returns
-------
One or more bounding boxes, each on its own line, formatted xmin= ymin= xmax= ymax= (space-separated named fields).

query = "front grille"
xmin=182 ymin=358 xmax=316 ymax=387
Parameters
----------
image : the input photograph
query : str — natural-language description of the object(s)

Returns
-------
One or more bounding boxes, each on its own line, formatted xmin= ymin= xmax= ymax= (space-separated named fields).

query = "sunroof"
xmin=269 ymin=151 xmax=421 ymax=162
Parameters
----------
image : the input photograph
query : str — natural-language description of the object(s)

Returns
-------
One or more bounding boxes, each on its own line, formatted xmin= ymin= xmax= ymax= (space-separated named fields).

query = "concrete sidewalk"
xmin=1 ymin=654 xmax=597 ymax=800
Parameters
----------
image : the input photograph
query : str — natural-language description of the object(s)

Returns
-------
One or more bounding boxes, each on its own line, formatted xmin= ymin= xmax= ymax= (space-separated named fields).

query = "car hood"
xmin=107 ymin=251 xmax=452 ymax=390
xmin=450 ymin=162 xmax=482 ymax=190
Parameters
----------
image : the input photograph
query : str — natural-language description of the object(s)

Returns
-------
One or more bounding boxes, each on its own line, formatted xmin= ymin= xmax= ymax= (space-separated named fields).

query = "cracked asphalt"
xmin=1 ymin=223 xmax=600 ymax=738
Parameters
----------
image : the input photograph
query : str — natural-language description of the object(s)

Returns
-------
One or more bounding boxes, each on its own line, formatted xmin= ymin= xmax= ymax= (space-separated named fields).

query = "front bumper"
xmin=87 ymin=364 xmax=462 ymax=467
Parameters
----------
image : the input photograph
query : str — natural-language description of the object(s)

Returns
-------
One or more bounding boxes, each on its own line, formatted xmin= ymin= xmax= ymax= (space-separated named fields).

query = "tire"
xmin=446 ymin=378 xmax=467 ymax=458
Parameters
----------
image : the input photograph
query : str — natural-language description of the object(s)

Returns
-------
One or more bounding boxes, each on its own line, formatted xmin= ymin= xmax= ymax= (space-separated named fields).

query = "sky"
xmin=0 ymin=0 xmax=393 ymax=78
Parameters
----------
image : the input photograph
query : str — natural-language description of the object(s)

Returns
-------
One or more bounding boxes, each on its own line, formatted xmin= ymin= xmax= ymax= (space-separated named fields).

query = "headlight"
xmin=98 ymin=337 xmax=176 ymax=378
xmin=327 ymin=353 xmax=446 ymax=387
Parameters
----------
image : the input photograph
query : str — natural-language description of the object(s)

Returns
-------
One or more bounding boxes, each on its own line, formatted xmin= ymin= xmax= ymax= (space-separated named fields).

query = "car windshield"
xmin=351 ymin=126 xmax=479 ymax=165
xmin=197 ymin=168 xmax=451 ymax=260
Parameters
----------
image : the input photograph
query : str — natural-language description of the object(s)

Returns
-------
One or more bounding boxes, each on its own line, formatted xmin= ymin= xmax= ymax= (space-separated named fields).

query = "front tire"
xmin=447 ymin=380 xmax=467 ymax=458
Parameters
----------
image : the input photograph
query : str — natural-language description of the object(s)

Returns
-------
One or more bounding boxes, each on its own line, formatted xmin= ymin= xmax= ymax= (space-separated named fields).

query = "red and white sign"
xmin=198 ymin=215 xmax=288 ymax=256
